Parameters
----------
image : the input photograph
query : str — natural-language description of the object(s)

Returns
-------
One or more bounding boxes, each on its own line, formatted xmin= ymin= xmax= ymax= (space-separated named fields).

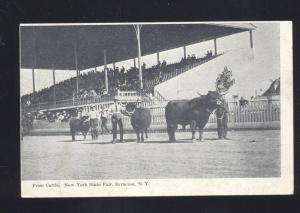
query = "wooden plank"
xmin=237 ymin=106 xmax=240 ymax=123
xmin=241 ymin=107 xmax=245 ymax=123
xmin=248 ymin=105 xmax=252 ymax=122
xmin=244 ymin=106 xmax=247 ymax=123
xmin=266 ymin=102 xmax=270 ymax=122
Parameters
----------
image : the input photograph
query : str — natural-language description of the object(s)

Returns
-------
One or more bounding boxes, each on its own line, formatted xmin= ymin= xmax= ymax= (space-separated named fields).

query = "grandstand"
xmin=21 ymin=52 xmax=221 ymax=110
xmin=20 ymin=23 xmax=258 ymax=127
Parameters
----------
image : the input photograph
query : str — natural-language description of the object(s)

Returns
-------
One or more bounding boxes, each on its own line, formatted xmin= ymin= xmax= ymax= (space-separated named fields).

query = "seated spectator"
xmin=206 ymin=50 xmax=210 ymax=57
xmin=142 ymin=62 xmax=146 ymax=70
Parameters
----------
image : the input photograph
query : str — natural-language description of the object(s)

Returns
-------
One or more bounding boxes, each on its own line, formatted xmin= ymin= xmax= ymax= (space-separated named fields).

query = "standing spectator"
xmin=142 ymin=62 xmax=146 ymax=71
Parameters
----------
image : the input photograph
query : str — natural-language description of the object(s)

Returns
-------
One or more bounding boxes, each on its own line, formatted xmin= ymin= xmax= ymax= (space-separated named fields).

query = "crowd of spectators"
xmin=21 ymin=108 xmax=77 ymax=137
xmin=34 ymin=109 xmax=76 ymax=122
xmin=21 ymin=50 xmax=216 ymax=107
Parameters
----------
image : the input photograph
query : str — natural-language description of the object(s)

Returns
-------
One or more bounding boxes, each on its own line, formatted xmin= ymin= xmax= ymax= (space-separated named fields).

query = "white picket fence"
xmin=33 ymin=99 xmax=280 ymax=132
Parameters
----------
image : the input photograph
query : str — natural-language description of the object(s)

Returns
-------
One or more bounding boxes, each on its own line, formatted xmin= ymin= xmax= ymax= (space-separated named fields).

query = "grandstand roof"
xmin=20 ymin=23 xmax=256 ymax=70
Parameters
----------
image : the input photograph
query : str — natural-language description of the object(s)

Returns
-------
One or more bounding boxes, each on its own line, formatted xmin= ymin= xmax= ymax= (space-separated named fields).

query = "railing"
xmin=115 ymin=90 xmax=140 ymax=102
xmin=154 ymin=90 xmax=167 ymax=103
xmin=27 ymin=91 xmax=142 ymax=111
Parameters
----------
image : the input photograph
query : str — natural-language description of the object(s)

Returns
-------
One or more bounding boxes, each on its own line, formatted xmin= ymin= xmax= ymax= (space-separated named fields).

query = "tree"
xmin=215 ymin=66 xmax=235 ymax=94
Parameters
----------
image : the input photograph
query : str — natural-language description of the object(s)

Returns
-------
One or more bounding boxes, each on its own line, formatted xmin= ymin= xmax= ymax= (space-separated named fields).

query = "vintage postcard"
xmin=20 ymin=21 xmax=293 ymax=197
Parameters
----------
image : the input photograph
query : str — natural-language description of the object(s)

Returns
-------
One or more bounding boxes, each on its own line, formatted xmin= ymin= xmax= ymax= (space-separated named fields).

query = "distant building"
xmin=255 ymin=78 xmax=280 ymax=101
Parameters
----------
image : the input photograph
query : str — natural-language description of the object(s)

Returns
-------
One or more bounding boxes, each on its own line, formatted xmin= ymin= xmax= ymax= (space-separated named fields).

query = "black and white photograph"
xmin=19 ymin=22 xmax=293 ymax=197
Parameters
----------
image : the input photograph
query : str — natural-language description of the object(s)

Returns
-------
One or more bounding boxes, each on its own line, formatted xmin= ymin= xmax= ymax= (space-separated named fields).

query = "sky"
xmin=20 ymin=22 xmax=280 ymax=97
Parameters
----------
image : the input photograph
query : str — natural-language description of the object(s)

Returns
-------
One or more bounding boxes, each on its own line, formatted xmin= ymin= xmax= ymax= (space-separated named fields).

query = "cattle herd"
xmin=69 ymin=91 xmax=225 ymax=143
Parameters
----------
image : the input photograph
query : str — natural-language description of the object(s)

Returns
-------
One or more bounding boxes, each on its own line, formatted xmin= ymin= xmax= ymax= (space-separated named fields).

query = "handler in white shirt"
xmin=100 ymin=107 xmax=110 ymax=134
xmin=109 ymin=99 xmax=126 ymax=143
xmin=89 ymin=106 xmax=100 ymax=139
xmin=89 ymin=106 xmax=99 ymax=119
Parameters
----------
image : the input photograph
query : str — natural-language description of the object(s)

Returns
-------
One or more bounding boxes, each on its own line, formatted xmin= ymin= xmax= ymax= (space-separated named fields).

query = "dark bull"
xmin=165 ymin=91 xmax=223 ymax=142
xmin=125 ymin=103 xmax=151 ymax=142
xmin=69 ymin=116 xmax=90 ymax=141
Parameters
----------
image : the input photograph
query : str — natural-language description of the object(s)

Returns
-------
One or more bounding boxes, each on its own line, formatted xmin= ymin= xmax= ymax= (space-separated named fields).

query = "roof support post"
xmin=76 ymin=70 xmax=79 ymax=97
xmin=157 ymin=52 xmax=160 ymax=64
xmin=52 ymin=65 xmax=56 ymax=106
xmin=104 ymin=49 xmax=108 ymax=93
xmin=133 ymin=57 xmax=136 ymax=68
xmin=113 ymin=62 xmax=116 ymax=70
xmin=214 ymin=38 xmax=217 ymax=55
xmin=74 ymin=45 xmax=80 ymax=97
xmin=32 ymin=68 xmax=36 ymax=93
xmin=183 ymin=46 xmax=186 ymax=59
xmin=134 ymin=24 xmax=143 ymax=92
xmin=32 ymin=26 xmax=37 ymax=97
xmin=249 ymin=30 xmax=253 ymax=48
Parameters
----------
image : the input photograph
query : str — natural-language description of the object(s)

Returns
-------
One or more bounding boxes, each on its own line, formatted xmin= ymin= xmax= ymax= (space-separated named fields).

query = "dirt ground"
xmin=21 ymin=130 xmax=280 ymax=180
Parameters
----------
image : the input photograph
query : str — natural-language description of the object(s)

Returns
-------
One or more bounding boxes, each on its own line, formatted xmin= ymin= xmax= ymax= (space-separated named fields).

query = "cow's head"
xmin=205 ymin=91 xmax=223 ymax=108
xmin=124 ymin=102 xmax=137 ymax=116
xmin=81 ymin=116 xmax=90 ymax=126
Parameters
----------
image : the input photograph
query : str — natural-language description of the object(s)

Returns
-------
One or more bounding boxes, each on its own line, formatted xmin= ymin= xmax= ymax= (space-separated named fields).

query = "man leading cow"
xmin=215 ymin=66 xmax=235 ymax=140
xmin=216 ymin=95 xmax=229 ymax=140
xmin=100 ymin=107 xmax=110 ymax=134
xmin=109 ymin=99 xmax=126 ymax=143
xmin=89 ymin=106 xmax=99 ymax=140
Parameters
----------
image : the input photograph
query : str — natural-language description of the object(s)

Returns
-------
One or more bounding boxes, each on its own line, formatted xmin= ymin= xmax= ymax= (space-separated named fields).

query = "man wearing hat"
xmin=216 ymin=94 xmax=229 ymax=140
xmin=215 ymin=67 xmax=234 ymax=140
xmin=109 ymin=98 xmax=126 ymax=143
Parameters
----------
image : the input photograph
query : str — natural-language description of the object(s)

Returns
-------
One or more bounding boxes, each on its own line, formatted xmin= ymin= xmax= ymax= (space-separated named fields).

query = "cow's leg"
xmin=170 ymin=124 xmax=177 ymax=142
xmin=190 ymin=120 xmax=197 ymax=142
xmin=136 ymin=131 xmax=140 ymax=143
xmin=191 ymin=131 xmax=196 ymax=142
xmin=82 ymin=131 xmax=86 ymax=140
xmin=141 ymin=132 xmax=144 ymax=142
xmin=145 ymin=128 xmax=148 ymax=139
xmin=167 ymin=123 xmax=176 ymax=142
xmin=199 ymin=129 xmax=204 ymax=142
xmin=167 ymin=124 xmax=172 ymax=141
xmin=71 ymin=129 xmax=75 ymax=141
